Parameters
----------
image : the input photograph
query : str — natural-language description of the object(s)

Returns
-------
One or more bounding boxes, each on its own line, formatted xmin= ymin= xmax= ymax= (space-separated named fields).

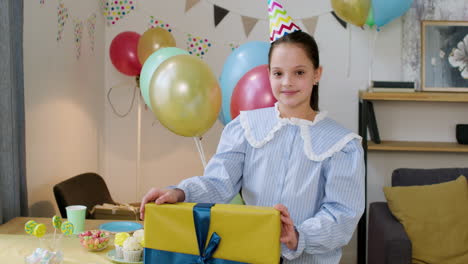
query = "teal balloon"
xmin=140 ymin=47 xmax=189 ymax=110
xmin=372 ymin=0 xmax=413 ymax=28
xmin=219 ymin=41 xmax=270 ymax=125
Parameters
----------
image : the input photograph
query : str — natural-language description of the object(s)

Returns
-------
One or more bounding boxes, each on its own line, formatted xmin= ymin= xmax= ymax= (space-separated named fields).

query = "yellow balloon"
xmin=149 ymin=55 xmax=221 ymax=137
xmin=138 ymin=28 xmax=176 ymax=65
xmin=331 ymin=0 xmax=371 ymax=27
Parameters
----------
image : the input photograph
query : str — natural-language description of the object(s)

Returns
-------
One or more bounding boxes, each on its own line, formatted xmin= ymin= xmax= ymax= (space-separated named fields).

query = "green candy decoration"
xmin=24 ymin=220 xmax=38 ymax=235
xmin=61 ymin=221 xmax=74 ymax=236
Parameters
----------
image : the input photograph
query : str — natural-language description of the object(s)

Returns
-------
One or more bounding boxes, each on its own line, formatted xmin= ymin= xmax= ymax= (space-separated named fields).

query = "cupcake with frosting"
xmin=132 ymin=229 xmax=144 ymax=247
xmin=123 ymin=236 xmax=143 ymax=262
xmin=114 ymin=232 xmax=130 ymax=259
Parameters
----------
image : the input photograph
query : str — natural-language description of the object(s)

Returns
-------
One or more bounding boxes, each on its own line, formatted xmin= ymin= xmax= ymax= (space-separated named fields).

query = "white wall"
xmin=24 ymin=0 xmax=105 ymax=216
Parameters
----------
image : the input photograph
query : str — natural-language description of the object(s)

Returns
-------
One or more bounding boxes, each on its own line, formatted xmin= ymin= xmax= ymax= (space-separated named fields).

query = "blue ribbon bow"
xmin=193 ymin=203 xmax=221 ymax=263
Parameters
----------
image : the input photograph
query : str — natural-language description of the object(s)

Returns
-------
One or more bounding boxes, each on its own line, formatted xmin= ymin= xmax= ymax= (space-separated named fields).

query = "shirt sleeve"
xmin=176 ymin=117 xmax=246 ymax=203
xmin=282 ymin=138 xmax=365 ymax=260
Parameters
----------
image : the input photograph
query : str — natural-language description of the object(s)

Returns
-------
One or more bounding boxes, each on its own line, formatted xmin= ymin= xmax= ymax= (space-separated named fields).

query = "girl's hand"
xmin=274 ymin=204 xmax=299 ymax=251
xmin=139 ymin=188 xmax=185 ymax=220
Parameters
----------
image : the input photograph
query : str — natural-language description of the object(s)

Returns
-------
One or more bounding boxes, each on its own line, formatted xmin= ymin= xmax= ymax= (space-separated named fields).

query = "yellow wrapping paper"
xmin=144 ymin=203 xmax=281 ymax=264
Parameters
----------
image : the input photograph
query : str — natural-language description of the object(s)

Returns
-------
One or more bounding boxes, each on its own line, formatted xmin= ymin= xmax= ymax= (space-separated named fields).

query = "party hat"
xmin=268 ymin=0 xmax=301 ymax=42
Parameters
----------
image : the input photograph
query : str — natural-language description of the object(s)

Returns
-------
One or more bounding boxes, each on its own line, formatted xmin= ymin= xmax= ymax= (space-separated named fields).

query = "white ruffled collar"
xmin=239 ymin=104 xmax=361 ymax=161
xmin=273 ymin=102 xmax=328 ymax=126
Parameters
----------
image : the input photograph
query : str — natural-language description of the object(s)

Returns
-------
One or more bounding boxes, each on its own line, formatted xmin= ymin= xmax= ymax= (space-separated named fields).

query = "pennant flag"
xmin=214 ymin=5 xmax=229 ymax=27
xmin=331 ymin=11 xmax=347 ymax=29
xmin=186 ymin=34 xmax=212 ymax=59
xmin=241 ymin=16 xmax=258 ymax=37
xmin=101 ymin=0 xmax=135 ymax=26
xmin=268 ymin=0 xmax=301 ymax=42
xmin=302 ymin=16 xmax=319 ymax=35
xmin=148 ymin=16 xmax=173 ymax=32
xmin=57 ymin=0 xmax=69 ymax=42
xmin=74 ymin=19 xmax=83 ymax=59
xmin=87 ymin=13 xmax=97 ymax=52
xmin=185 ymin=0 xmax=200 ymax=13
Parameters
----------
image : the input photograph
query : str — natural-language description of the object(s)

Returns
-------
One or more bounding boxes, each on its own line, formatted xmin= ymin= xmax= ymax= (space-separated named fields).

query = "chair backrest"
xmin=392 ymin=168 xmax=468 ymax=187
xmin=53 ymin=172 xmax=115 ymax=219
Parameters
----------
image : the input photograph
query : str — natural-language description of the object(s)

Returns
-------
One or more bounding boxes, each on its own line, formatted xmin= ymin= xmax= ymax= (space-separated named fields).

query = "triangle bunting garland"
xmin=186 ymin=33 xmax=212 ymax=59
xmin=101 ymin=0 xmax=135 ymax=26
xmin=302 ymin=16 xmax=319 ymax=35
xmin=73 ymin=19 xmax=83 ymax=59
xmin=87 ymin=13 xmax=97 ymax=52
xmin=57 ymin=0 xmax=69 ymax=42
xmin=185 ymin=0 xmax=201 ymax=13
xmin=241 ymin=16 xmax=258 ymax=37
xmin=148 ymin=16 xmax=173 ymax=32
xmin=214 ymin=5 xmax=229 ymax=27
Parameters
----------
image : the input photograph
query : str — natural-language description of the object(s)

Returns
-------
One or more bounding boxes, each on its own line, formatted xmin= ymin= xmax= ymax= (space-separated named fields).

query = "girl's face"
xmin=269 ymin=43 xmax=322 ymax=110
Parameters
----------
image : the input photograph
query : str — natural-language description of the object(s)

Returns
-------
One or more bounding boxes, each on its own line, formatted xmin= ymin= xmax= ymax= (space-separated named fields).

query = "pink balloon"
xmin=230 ymin=64 xmax=277 ymax=120
xmin=110 ymin=31 xmax=142 ymax=76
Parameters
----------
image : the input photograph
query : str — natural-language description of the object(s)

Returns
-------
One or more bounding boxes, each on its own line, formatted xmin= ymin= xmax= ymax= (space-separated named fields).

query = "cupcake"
xmin=114 ymin=232 xmax=130 ymax=259
xmin=123 ymin=237 xmax=143 ymax=262
xmin=132 ymin=229 xmax=144 ymax=246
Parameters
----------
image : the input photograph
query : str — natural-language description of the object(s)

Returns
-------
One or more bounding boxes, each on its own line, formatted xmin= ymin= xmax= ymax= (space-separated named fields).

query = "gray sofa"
xmin=368 ymin=168 xmax=468 ymax=264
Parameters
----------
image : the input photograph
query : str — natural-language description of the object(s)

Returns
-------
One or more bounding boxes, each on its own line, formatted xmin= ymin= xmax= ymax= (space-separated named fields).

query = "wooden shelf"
xmin=367 ymin=140 xmax=468 ymax=153
xmin=359 ymin=91 xmax=468 ymax=102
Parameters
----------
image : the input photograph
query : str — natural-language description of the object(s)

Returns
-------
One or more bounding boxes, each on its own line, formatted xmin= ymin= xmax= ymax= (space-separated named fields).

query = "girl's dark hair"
xmin=268 ymin=31 xmax=320 ymax=111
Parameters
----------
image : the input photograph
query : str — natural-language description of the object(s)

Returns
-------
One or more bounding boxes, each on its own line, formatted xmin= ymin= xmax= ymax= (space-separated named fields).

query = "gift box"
xmin=91 ymin=203 xmax=140 ymax=220
xmin=144 ymin=203 xmax=281 ymax=264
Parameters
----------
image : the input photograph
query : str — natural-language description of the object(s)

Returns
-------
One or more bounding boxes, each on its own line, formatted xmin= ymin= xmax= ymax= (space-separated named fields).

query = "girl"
xmin=140 ymin=31 xmax=364 ymax=264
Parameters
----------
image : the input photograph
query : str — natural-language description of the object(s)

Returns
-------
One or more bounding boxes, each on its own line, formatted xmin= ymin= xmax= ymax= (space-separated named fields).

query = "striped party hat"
xmin=268 ymin=0 xmax=301 ymax=42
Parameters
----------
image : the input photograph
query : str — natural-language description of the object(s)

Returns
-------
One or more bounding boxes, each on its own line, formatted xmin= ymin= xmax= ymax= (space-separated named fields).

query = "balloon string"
xmin=107 ymin=83 xmax=137 ymax=118
xmin=368 ymin=30 xmax=379 ymax=89
xmin=346 ymin=25 xmax=352 ymax=78
xmin=193 ymin=137 xmax=207 ymax=169
xmin=136 ymin=93 xmax=142 ymax=202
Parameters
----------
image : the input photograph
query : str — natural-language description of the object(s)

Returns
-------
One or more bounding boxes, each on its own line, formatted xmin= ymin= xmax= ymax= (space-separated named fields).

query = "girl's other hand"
xmin=274 ymin=204 xmax=299 ymax=251
xmin=139 ymin=188 xmax=185 ymax=220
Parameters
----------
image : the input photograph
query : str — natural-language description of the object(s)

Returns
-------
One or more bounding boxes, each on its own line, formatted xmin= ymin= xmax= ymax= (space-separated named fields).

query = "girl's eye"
xmin=273 ymin=72 xmax=282 ymax=76
xmin=296 ymin=70 xmax=305 ymax=75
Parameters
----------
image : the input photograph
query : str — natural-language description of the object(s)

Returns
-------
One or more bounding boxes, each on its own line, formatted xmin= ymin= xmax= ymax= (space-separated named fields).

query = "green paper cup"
xmin=65 ymin=205 xmax=86 ymax=234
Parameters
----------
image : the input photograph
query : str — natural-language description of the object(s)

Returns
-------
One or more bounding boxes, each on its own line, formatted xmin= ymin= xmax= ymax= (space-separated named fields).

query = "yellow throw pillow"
xmin=384 ymin=175 xmax=468 ymax=264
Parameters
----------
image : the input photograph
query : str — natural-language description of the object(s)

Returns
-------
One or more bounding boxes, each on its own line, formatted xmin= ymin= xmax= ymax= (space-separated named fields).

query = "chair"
xmin=368 ymin=168 xmax=468 ymax=264
xmin=53 ymin=172 xmax=116 ymax=219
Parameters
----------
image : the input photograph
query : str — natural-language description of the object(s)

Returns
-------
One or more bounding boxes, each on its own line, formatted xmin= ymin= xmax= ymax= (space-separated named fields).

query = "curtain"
xmin=0 ymin=0 xmax=28 ymax=224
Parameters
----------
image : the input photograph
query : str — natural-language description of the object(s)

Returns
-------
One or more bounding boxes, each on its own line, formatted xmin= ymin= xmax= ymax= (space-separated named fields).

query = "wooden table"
xmin=0 ymin=217 xmax=143 ymax=263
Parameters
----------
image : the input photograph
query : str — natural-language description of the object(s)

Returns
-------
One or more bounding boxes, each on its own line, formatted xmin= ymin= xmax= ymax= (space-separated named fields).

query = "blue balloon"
xmin=219 ymin=41 xmax=270 ymax=125
xmin=372 ymin=0 xmax=413 ymax=28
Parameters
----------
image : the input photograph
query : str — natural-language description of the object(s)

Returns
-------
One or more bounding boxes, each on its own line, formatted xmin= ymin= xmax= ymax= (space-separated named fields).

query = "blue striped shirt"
xmin=177 ymin=104 xmax=365 ymax=264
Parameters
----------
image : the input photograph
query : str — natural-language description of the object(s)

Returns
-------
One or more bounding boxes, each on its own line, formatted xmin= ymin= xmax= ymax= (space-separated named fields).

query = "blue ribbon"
xmin=144 ymin=203 xmax=247 ymax=264
xmin=193 ymin=203 xmax=219 ymax=263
